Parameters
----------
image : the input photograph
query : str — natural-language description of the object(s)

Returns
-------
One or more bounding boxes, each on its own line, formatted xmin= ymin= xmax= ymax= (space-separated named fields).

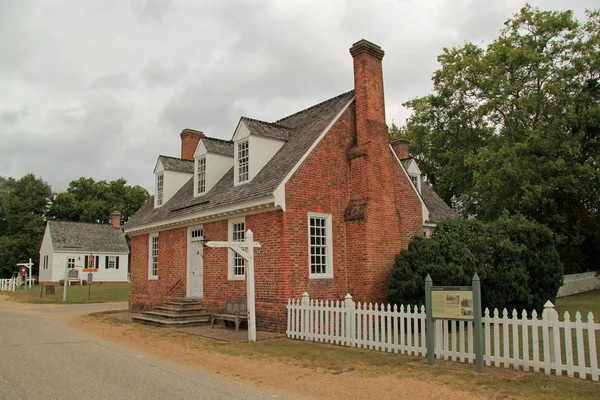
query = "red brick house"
xmin=124 ymin=40 xmax=456 ymax=332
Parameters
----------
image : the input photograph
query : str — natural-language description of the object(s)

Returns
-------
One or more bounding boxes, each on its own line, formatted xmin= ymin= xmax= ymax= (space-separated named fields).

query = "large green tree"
xmin=402 ymin=5 xmax=600 ymax=272
xmin=0 ymin=174 xmax=52 ymax=277
xmin=48 ymin=177 xmax=149 ymax=224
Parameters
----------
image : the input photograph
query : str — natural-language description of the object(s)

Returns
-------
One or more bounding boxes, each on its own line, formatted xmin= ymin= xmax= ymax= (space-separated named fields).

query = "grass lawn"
xmin=1 ymin=283 xmax=129 ymax=304
xmin=555 ymin=290 xmax=600 ymax=319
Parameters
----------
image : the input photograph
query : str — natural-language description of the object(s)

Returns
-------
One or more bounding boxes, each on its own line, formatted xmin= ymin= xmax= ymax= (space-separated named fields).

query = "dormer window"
xmin=196 ymin=156 xmax=206 ymax=195
xmin=237 ymin=140 xmax=249 ymax=184
xmin=409 ymin=174 xmax=421 ymax=192
xmin=156 ymin=173 xmax=164 ymax=206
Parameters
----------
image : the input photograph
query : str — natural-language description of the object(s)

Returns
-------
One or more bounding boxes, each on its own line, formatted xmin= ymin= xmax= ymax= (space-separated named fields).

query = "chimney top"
xmin=350 ymin=39 xmax=385 ymax=60
xmin=180 ymin=128 xmax=204 ymax=140
xmin=391 ymin=138 xmax=410 ymax=160
xmin=109 ymin=211 xmax=122 ymax=229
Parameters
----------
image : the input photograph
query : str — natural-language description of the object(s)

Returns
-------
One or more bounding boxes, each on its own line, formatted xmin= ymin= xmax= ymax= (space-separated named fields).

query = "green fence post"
xmin=425 ymin=274 xmax=435 ymax=365
xmin=473 ymin=273 xmax=484 ymax=372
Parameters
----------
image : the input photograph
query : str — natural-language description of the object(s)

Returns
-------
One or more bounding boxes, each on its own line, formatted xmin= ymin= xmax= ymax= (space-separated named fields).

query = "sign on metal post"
xmin=425 ymin=273 xmax=484 ymax=372
xmin=87 ymin=273 xmax=93 ymax=300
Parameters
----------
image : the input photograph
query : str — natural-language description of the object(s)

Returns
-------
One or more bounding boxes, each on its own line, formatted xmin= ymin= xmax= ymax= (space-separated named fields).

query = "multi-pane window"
xmin=149 ymin=234 xmax=159 ymax=278
xmin=410 ymin=174 xmax=419 ymax=189
xmin=156 ymin=174 xmax=164 ymax=206
xmin=191 ymin=229 xmax=203 ymax=239
xmin=308 ymin=212 xmax=333 ymax=278
xmin=67 ymin=258 xmax=75 ymax=268
xmin=196 ymin=157 xmax=206 ymax=195
xmin=237 ymin=140 xmax=249 ymax=183
xmin=107 ymin=255 xmax=117 ymax=269
xmin=232 ymin=221 xmax=245 ymax=277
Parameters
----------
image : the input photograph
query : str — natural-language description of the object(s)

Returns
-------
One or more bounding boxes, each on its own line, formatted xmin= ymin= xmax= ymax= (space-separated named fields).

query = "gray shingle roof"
xmin=241 ymin=117 xmax=292 ymax=141
xmin=125 ymin=91 xmax=354 ymax=230
xmin=159 ymin=156 xmax=194 ymax=173
xmin=421 ymin=181 xmax=459 ymax=223
xmin=202 ymin=137 xmax=234 ymax=156
xmin=49 ymin=220 xmax=129 ymax=253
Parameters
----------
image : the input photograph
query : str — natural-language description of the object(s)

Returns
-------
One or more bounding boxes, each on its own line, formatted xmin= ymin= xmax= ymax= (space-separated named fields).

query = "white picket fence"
xmin=286 ymin=292 xmax=600 ymax=381
xmin=0 ymin=277 xmax=18 ymax=292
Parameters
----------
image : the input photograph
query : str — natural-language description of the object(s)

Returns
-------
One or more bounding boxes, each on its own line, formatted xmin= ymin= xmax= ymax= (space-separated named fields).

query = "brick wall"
xmin=128 ymin=227 xmax=187 ymax=311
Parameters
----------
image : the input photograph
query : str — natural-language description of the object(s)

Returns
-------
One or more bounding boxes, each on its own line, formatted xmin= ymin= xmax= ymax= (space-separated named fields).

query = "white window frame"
xmin=67 ymin=257 xmax=75 ymax=269
xmin=235 ymin=140 xmax=249 ymax=185
xmin=409 ymin=173 xmax=420 ymax=192
xmin=107 ymin=255 xmax=117 ymax=269
xmin=308 ymin=212 xmax=334 ymax=279
xmin=156 ymin=173 xmax=164 ymax=207
xmin=43 ymin=255 xmax=49 ymax=269
xmin=148 ymin=233 xmax=159 ymax=280
xmin=228 ymin=217 xmax=246 ymax=280
xmin=195 ymin=156 xmax=206 ymax=196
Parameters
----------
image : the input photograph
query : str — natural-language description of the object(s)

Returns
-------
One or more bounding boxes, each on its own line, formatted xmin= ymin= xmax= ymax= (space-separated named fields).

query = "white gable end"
xmin=233 ymin=120 xmax=285 ymax=186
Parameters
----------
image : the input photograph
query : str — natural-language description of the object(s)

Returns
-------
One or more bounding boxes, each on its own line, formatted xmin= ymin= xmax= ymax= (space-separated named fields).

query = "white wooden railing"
xmin=0 ymin=277 xmax=18 ymax=292
xmin=286 ymin=293 xmax=600 ymax=381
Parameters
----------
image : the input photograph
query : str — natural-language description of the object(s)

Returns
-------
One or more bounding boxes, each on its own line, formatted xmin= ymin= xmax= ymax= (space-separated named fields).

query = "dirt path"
xmin=72 ymin=315 xmax=482 ymax=400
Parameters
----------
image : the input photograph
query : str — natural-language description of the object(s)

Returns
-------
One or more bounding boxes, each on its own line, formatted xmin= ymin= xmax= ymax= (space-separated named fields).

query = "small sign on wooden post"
xmin=206 ymin=229 xmax=261 ymax=342
xmin=425 ymin=273 xmax=484 ymax=372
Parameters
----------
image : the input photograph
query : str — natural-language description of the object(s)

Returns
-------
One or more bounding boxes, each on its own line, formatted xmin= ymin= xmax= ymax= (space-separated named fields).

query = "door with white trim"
xmin=188 ymin=228 xmax=204 ymax=298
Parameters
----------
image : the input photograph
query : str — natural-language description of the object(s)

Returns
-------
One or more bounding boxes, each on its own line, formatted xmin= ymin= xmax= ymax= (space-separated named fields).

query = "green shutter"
xmin=116 ymin=256 xmax=119 ymax=270
xmin=105 ymin=256 xmax=109 ymax=269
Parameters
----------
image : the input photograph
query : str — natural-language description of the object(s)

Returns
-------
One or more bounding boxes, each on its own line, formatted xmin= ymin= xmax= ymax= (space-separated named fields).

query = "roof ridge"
xmin=159 ymin=155 xmax=193 ymax=162
xmin=201 ymin=137 xmax=233 ymax=144
xmin=50 ymin=219 xmax=111 ymax=226
xmin=275 ymin=90 xmax=354 ymax=124
xmin=240 ymin=117 xmax=293 ymax=130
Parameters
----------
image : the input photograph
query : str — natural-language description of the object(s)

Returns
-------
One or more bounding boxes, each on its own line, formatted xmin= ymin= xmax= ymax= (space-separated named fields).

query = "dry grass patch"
xmin=76 ymin=312 xmax=599 ymax=400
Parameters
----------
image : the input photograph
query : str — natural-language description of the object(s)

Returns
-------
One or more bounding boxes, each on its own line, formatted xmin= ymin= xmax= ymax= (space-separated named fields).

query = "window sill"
xmin=148 ymin=276 xmax=158 ymax=281
xmin=228 ymin=276 xmax=246 ymax=281
xmin=309 ymin=275 xmax=334 ymax=280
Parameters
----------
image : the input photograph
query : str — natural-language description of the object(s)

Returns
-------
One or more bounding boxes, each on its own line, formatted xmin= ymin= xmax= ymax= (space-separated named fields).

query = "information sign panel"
xmin=431 ymin=286 xmax=474 ymax=320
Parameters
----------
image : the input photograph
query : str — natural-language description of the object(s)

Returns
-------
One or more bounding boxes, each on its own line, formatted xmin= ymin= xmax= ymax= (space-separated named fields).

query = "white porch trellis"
xmin=206 ymin=229 xmax=261 ymax=342
xmin=287 ymin=293 xmax=600 ymax=381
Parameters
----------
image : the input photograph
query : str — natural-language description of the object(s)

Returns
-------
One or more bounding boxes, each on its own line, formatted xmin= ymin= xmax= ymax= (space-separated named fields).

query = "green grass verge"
xmin=1 ymin=283 xmax=129 ymax=304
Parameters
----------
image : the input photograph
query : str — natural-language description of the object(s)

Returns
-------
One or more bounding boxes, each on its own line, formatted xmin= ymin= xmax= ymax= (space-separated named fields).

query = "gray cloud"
xmin=0 ymin=0 xmax=597 ymax=193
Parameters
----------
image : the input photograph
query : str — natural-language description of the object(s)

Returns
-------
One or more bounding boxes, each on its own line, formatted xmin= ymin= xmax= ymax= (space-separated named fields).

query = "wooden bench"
xmin=211 ymin=298 xmax=248 ymax=332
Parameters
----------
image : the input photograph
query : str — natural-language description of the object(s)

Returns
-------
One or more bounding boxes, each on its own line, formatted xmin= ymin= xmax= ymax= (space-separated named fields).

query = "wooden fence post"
xmin=543 ymin=300 xmax=560 ymax=368
xmin=345 ymin=294 xmax=354 ymax=347
xmin=302 ymin=292 xmax=310 ymax=341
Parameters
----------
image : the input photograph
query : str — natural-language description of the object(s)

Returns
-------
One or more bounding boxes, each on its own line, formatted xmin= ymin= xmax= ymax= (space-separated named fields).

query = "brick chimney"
xmin=109 ymin=211 xmax=121 ymax=229
xmin=391 ymin=138 xmax=410 ymax=159
xmin=350 ymin=39 xmax=386 ymax=146
xmin=180 ymin=129 xmax=204 ymax=161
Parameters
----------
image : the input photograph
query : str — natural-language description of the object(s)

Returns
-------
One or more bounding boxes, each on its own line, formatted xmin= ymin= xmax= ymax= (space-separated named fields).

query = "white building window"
xmin=237 ymin=140 xmax=249 ymax=184
xmin=196 ymin=156 xmax=206 ymax=195
xmin=308 ymin=212 xmax=333 ymax=279
xmin=410 ymin=174 xmax=420 ymax=192
xmin=67 ymin=258 xmax=75 ymax=268
xmin=149 ymin=233 xmax=159 ymax=279
xmin=228 ymin=217 xmax=245 ymax=280
xmin=43 ymin=255 xmax=49 ymax=269
xmin=156 ymin=174 xmax=164 ymax=206
xmin=107 ymin=255 xmax=117 ymax=269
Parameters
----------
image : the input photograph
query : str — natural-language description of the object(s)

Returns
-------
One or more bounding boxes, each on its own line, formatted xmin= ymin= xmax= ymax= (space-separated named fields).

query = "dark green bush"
xmin=386 ymin=215 xmax=563 ymax=313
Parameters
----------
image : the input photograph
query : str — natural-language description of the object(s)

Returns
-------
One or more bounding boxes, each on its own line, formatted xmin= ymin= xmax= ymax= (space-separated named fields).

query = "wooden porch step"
xmin=142 ymin=311 xmax=210 ymax=322
xmin=163 ymin=300 xmax=203 ymax=308
xmin=132 ymin=315 xmax=210 ymax=328
xmin=154 ymin=305 xmax=207 ymax=314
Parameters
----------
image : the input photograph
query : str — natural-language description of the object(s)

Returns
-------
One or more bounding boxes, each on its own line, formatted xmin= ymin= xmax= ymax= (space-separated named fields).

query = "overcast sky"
xmin=0 ymin=0 xmax=596 ymax=192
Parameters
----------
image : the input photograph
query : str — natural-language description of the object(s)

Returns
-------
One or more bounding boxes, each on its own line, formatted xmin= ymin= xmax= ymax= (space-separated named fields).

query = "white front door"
xmin=188 ymin=240 xmax=203 ymax=298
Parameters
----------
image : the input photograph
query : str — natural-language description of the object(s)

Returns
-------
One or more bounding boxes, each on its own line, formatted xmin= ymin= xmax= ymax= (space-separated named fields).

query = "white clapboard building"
xmin=39 ymin=212 xmax=129 ymax=283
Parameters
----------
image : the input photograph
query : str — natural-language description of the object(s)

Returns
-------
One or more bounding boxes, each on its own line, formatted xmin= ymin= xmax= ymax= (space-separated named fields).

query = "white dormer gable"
xmin=404 ymin=158 xmax=422 ymax=193
xmin=232 ymin=119 xmax=286 ymax=186
xmin=153 ymin=157 xmax=193 ymax=208
xmin=193 ymin=140 xmax=234 ymax=196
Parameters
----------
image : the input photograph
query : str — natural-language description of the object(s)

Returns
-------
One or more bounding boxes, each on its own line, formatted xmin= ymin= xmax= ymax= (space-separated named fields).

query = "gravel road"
xmin=0 ymin=300 xmax=276 ymax=400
